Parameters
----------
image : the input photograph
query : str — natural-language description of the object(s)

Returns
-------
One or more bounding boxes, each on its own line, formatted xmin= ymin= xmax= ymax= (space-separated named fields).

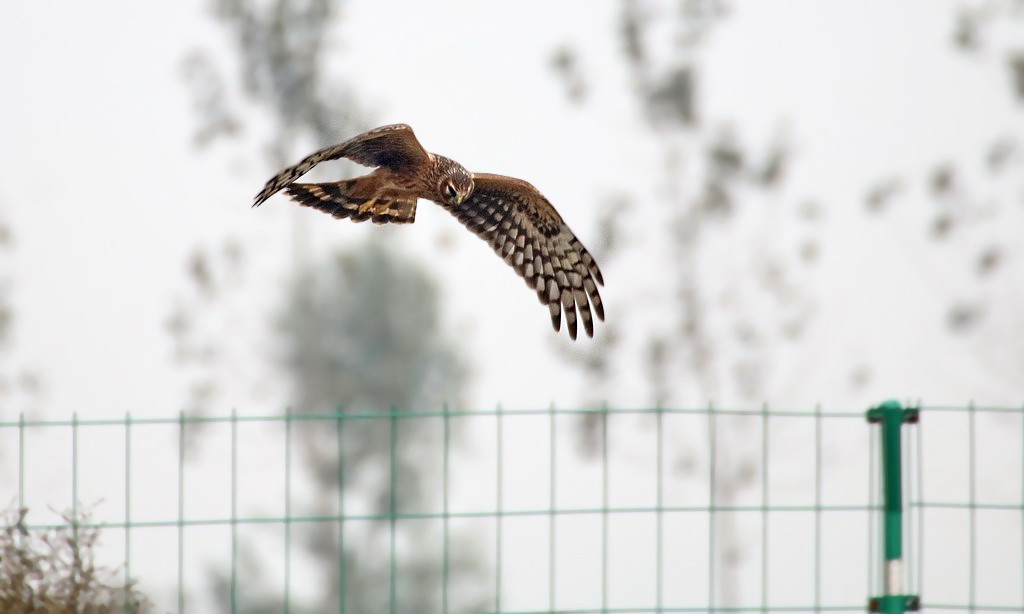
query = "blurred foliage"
xmin=280 ymin=240 xmax=465 ymax=415
xmin=165 ymin=239 xmax=245 ymax=416
xmin=867 ymin=1 xmax=1024 ymax=334
xmin=0 ymin=201 xmax=41 ymax=419
xmin=178 ymin=1 xmax=486 ymax=611
xmin=181 ymin=51 xmax=241 ymax=148
xmin=553 ymin=0 xmax=802 ymax=415
xmin=549 ymin=0 xmax=1024 ymax=606
xmin=273 ymin=239 xmax=485 ymax=613
xmin=184 ymin=0 xmax=357 ymax=156
xmin=864 ymin=177 xmax=904 ymax=214
xmin=278 ymin=239 xmax=465 ymax=498
xmin=550 ymin=6 xmax=798 ymax=604
xmin=213 ymin=0 xmax=354 ymax=143
xmin=174 ymin=0 xmax=361 ymax=415
xmin=172 ymin=0 xmax=1023 ymax=607
xmin=0 ymin=508 xmax=151 ymax=613
xmin=208 ymin=527 xmax=485 ymax=614
xmin=0 ymin=205 xmax=14 ymax=365
xmin=551 ymin=0 xmax=1024 ymax=408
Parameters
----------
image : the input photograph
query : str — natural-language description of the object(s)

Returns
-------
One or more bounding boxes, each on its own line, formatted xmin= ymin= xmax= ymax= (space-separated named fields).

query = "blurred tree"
xmin=165 ymin=239 xmax=246 ymax=419
xmin=550 ymin=0 xmax=1023 ymax=607
xmin=1 ymin=508 xmax=152 ymax=612
xmin=0 ymin=201 xmax=41 ymax=421
xmin=173 ymin=0 xmax=366 ymax=415
xmin=554 ymin=1 xmax=805 ymax=412
xmin=280 ymin=240 xmax=465 ymax=416
xmin=176 ymin=1 xmax=488 ymax=611
xmin=182 ymin=0 xmax=357 ymax=155
xmin=551 ymin=3 xmax=806 ymax=607
xmin=268 ymin=238 xmax=484 ymax=613
xmin=202 ymin=239 xmax=483 ymax=613
xmin=862 ymin=1 xmax=1024 ymax=338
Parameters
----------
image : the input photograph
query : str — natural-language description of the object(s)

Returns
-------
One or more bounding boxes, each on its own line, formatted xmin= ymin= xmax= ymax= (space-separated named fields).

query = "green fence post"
xmin=866 ymin=400 xmax=920 ymax=613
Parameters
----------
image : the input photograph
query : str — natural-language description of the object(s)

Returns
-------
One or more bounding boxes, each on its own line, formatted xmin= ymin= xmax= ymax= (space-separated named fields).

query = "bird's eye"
xmin=445 ymin=183 xmax=458 ymax=200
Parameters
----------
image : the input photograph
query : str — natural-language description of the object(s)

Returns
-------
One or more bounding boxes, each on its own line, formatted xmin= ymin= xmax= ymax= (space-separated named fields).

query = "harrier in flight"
xmin=253 ymin=124 xmax=604 ymax=340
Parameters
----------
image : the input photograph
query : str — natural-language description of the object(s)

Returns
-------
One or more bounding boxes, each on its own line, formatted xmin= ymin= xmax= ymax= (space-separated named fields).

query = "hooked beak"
xmin=455 ymin=194 xmax=465 ymax=205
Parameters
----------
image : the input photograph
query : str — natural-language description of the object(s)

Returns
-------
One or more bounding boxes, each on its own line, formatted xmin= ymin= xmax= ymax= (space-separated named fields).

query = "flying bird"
xmin=253 ymin=124 xmax=604 ymax=340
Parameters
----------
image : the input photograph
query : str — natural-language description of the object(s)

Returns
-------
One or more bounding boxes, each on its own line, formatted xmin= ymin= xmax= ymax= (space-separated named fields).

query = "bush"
xmin=0 ymin=508 xmax=151 ymax=613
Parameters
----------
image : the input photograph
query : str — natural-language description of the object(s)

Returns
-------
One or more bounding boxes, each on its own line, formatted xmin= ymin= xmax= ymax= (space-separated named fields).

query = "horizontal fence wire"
xmin=1 ymin=404 xmax=1022 ymax=614
xmin=0 ymin=406 xmax=874 ymax=428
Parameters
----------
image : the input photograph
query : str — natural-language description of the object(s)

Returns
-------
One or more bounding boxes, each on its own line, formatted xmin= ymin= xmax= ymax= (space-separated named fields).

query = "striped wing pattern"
xmin=285 ymin=182 xmax=418 ymax=224
xmin=446 ymin=174 xmax=604 ymax=340
xmin=253 ymin=125 xmax=606 ymax=340
xmin=252 ymin=124 xmax=428 ymax=207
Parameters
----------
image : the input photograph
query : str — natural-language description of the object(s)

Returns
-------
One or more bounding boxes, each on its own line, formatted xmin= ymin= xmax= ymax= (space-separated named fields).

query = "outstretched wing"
xmin=284 ymin=177 xmax=419 ymax=225
xmin=445 ymin=173 xmax=604 ymax=340
xmin=253 ymin=124 xmax=430 ymax=207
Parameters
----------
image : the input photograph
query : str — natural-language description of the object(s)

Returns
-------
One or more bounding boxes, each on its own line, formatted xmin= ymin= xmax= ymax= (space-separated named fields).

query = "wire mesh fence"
xmin=1 ymin=403 xmax=1022 ymax=613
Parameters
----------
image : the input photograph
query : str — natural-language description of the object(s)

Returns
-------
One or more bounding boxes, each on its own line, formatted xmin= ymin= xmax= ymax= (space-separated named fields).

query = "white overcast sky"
xmin=2 ymin=1 xmax=1024 ymax=610
xmin=1 ymin=0 xmax=1022 ymax=417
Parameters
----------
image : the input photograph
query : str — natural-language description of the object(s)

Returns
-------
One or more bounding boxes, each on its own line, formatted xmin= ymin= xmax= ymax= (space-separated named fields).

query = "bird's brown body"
xmin=253 ymin=124 xmax=604 ymax=340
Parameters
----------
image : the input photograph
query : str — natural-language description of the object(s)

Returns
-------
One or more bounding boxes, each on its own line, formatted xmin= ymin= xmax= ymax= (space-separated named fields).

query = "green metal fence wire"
xmin=2 ymin=403 xmax=1022 ymax=613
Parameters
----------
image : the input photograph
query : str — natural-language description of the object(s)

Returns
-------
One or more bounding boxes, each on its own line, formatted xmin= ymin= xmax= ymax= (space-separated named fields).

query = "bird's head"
xmin=438 ymin=165 xmax=475 ymax=206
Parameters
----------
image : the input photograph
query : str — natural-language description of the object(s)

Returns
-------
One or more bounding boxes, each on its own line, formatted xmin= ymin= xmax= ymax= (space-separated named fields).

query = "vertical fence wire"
xmin=968 ymin=401 xmax=977 ymax=611
xmin=548 ymin=404 xmax=557 ymax=613
xmin=389 ymin=411 xmax=398 ymax=614
xmin=495 ymin=406 xmax=504 ymax=614
xmin=71 ymin=412 xmax=79 ymax=595
xmin=336 ymin=408 xmax=347 ymax=614
xmin=442 ymin=404 xmax=451 ymax=614
xmin=707 ymin=404 xmax=717 ymax=611
xmin=761 ymin=403 xmax=769 ymax=613
xmin=14 ymin=409 xmax=26 ymax=583
xmin=71 ymin=412 xmax=78 ymax=513
xmin=601 ymin=408 xmax=610 ymax=614
xmin=655 ymin=406 xmax=664 ymax=614
xmin=284 ymin=409 xmax=293 ymax=614
xmin=814 ymin=403 xmax=822 ymax=612
xmin=230 ymin=410 xmax=238 ymax=614
xmin=124 ymin=412 xmax=132 ymax=614
xmin=177 ymin=411 xmax=185 ymax=614
xmin=18 ymin=411 xmax=24 ymax=519
xmin=12 ymin=411 xmax=25 ymax=576
xmin=916 ymin=408 xmax=925 ymax=607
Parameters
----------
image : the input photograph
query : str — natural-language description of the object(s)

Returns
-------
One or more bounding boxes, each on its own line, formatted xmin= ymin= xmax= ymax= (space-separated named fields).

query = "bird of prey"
xmin=253 ymin=124 xmax=604 ymax=340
